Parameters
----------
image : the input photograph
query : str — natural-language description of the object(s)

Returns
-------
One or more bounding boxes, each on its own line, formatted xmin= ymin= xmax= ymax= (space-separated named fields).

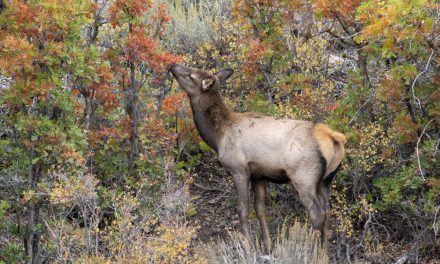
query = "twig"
xmin=434 ymin=138 xmax=440 ymax=156
xmin=318 ymin=19 xmax=336 ymax=35
xmin=411 ymin=50 xmax=434 ymax=108
xmin=343 ymin=241 xmax=352 ymax=264
xmin=394 ymin=254 xmax=410 ymax=264
xmin=361 ymin=211 xmax=372 ymax=244
xmin=371 ymin=213 xmax=390 ymax=239
xmin=434 ymin=204 xmax=440 ymax=238
xmin=42 ymin=218 xmax=56 ymax=239
xmin=409 ymin=31 xmax=417 ymax=51
xmin=416 ymin=119 xmax=433 ymax=181
xmin=348 ymin=94 xmax=374 ymax=125
xmin=193 ymin=182 xmax=223 ymax=192
xmin=328 ymin=29 xmax=362 ymax=41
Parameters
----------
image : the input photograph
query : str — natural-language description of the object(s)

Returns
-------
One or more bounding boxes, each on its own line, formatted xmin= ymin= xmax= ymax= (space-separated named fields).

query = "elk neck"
xmin=189 ymin=90 xmax=231 ymax=152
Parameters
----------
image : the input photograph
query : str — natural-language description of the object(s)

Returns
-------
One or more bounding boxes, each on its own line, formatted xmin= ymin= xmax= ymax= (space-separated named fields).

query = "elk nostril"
xmin=170 ymin=64 xmax=183 ymax=75
xmin=169 ymin=65 xmax=178 ymax=76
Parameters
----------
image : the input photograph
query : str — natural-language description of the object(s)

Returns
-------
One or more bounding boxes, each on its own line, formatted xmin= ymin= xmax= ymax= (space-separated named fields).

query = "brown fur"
xmin=190 ymin=89 xmax=230 ymax=152
xmin=171 ymin=64 xmax=347 ymax=253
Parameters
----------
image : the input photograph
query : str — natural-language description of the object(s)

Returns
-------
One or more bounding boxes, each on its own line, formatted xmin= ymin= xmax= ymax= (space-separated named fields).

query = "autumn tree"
xmin=108 ymin=0 xmax=181 ymax=177
xmin=0 ymin=0 xmax=182 ymax=261
xmin=356 ymin=0 xmax=439 ymax=246
xmin=0 ymin=0 xmax=92 ymax=262
xmin=231 ymin=0 xmax=293 ymax=101
xmin=313 ymin=0 xmax=370 ymax=85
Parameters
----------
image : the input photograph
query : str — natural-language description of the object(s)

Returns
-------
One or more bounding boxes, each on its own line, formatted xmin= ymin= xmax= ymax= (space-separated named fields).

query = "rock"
xmin=0 ymin=76 xmax=11 ymax=90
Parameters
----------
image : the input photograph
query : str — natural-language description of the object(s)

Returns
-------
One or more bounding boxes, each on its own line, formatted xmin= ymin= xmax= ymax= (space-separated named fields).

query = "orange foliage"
xmin=314 ymin=0 xmax=364 ymax=18
xmin=109 ymin=0 xmax=153 ymax=27
xmin=91 ymin=126 xmax=119 ymax=140
xmin=90 ymin=66 xmax=118 ymax=111
xmin=393 ymin=114 xmax=419 ymax=143
xmin=151 ymin=3 xmax=172 ymax=37
xmin=0 ymin=34 xmax=36 ymax=76
xmin=243 ymin=40 xmax=269 ymax=76
xmin=162 ymin=92 xmax=187 ymax=116
xmin=125 ymin=26 xmax=157 ymax=62
xmin=377 ymin=77 xmax=405 ymax=105
xmin=124 ymin=26 xmax=182 ymax=73
xmin=140 ymin=117 xmax=177 ymax=154
xmin=5 ymin=0 xmax=38 ymax=36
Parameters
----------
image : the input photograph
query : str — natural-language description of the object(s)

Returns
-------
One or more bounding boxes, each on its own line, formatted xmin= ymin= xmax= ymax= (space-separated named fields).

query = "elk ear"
xmin=202 ymin=78 xmax=214 ymax=91
xmin=216 ymin=68 xmax=234 ymax=83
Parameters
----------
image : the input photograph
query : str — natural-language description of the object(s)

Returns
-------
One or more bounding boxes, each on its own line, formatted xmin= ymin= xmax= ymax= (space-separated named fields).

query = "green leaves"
xmin=374 ymin=165 xmax=425 ymax=210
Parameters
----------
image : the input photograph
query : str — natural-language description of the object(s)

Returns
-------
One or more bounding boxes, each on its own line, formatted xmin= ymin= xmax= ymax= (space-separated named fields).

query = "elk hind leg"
xmin=318 ymin=167 xmax=340 ymax=250
xmin=251 ymin=180 xmax=272 ymax=253
xmin=289 ymin=172 xmax=327 ymax=247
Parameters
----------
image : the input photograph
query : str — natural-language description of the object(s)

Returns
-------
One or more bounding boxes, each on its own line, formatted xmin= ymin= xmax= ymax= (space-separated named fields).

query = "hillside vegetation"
xmin=0 ymin=0 xmax=439 ymax=263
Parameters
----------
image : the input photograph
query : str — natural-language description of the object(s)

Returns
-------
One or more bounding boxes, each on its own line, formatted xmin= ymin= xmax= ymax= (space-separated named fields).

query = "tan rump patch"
xmin=313 ymin=123 xmax=346 ymax=176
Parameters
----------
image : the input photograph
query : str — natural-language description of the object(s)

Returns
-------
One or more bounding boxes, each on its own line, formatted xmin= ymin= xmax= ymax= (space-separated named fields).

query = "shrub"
xmin=198 ymin=221 xmax=328 ymax=264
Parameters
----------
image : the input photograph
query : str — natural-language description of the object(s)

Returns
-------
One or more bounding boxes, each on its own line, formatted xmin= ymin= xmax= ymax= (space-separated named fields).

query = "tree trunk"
xmin=83 ymin=96 xmax=92 ymax=131
xmin=26 ymin=147 xmax=36 ymax=264
xmin=357 ymin=49 xmax=370 ymax=86
xmin=127 ymin=61 xmax=139 ymax=177
xmin=32 ymin=203 xmax=41 ymax=264
xmin=0 ymin=0 xmax=5 ymax=13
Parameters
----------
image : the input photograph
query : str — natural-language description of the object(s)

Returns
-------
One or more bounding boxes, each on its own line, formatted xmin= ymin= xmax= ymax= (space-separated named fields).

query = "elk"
xmin=170 ymin=64 xmax=346 ymax=252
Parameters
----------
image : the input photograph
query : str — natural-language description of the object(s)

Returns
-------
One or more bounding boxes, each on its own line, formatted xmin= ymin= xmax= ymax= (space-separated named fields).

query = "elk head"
xmin=170 ymin=64 xmax=233 ymax=97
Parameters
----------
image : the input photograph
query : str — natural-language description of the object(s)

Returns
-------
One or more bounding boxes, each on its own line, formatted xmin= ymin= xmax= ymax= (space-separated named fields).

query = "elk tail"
xmin=313 ymin=123 xmax=347 ymax=177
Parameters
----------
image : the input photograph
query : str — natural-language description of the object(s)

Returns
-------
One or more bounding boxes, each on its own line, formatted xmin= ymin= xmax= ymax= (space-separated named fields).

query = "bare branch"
xmin=434 ymin=138 xmax=440 ymax=156
xmin=416 ymin=119 xmax=433 ymax=181
xmin=411 ymin=50 xmax=434 ymax=108
xmin=434 ymin=204 xmax=440 ymax=238
xmin=394 ymin=254 xmax=410 ymax=264
xmin=348 ymin=93 xmax=374 ymax=125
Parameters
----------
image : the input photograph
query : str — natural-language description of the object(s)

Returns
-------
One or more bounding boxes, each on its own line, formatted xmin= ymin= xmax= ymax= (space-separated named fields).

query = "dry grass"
xmin=164 ymin=0 xmax=229 ymax=52
xmin=197 ymin=220 xmax=328 ymax=264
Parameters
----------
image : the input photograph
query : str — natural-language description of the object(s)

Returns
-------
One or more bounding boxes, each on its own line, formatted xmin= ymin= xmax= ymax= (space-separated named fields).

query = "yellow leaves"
xmin=22 ymin=189 xmax=39 ymax=203
xmin=197 ymin=42 xmax=217 ymax=57
xmin=383 ymin=37 xmax=395 ymax=51
xmin=332 ymin=184 xmax=375 ymax=239
xmin=331 ymin=184 xmax=355 ymax=237
xmin=96 ymin=191 xmax=201 ymax=263
xmin=50 ymin=184 xmax=72 ymax=205
xmin=346 ymin=122 xmax=392 ymax=174
xmin=363 ymin=229 xmax=385 ymax=259
xmin=50 ymin=173 xmax=98 ymax=206
xmin=357 ymin=0 xmax=435 ymax=48
xmin=145 ymin=225 xmax=197 ymax=261
xmin=35 ymin=0 xmax=93 ymax=32
xmin=291 ymin=37 xmax=329 ymax=74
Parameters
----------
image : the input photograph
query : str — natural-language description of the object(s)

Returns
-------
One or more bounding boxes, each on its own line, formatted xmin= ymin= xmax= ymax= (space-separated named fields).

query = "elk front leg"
xmin=232 ymin=174 xmax=251 ymax=250
xmin=251 ymin=180 xmax=272 ymax=253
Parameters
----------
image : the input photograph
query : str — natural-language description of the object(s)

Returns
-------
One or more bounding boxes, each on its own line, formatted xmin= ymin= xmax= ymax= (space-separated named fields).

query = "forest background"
xmin=0 ymin=0 xmax=439 ymax=263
